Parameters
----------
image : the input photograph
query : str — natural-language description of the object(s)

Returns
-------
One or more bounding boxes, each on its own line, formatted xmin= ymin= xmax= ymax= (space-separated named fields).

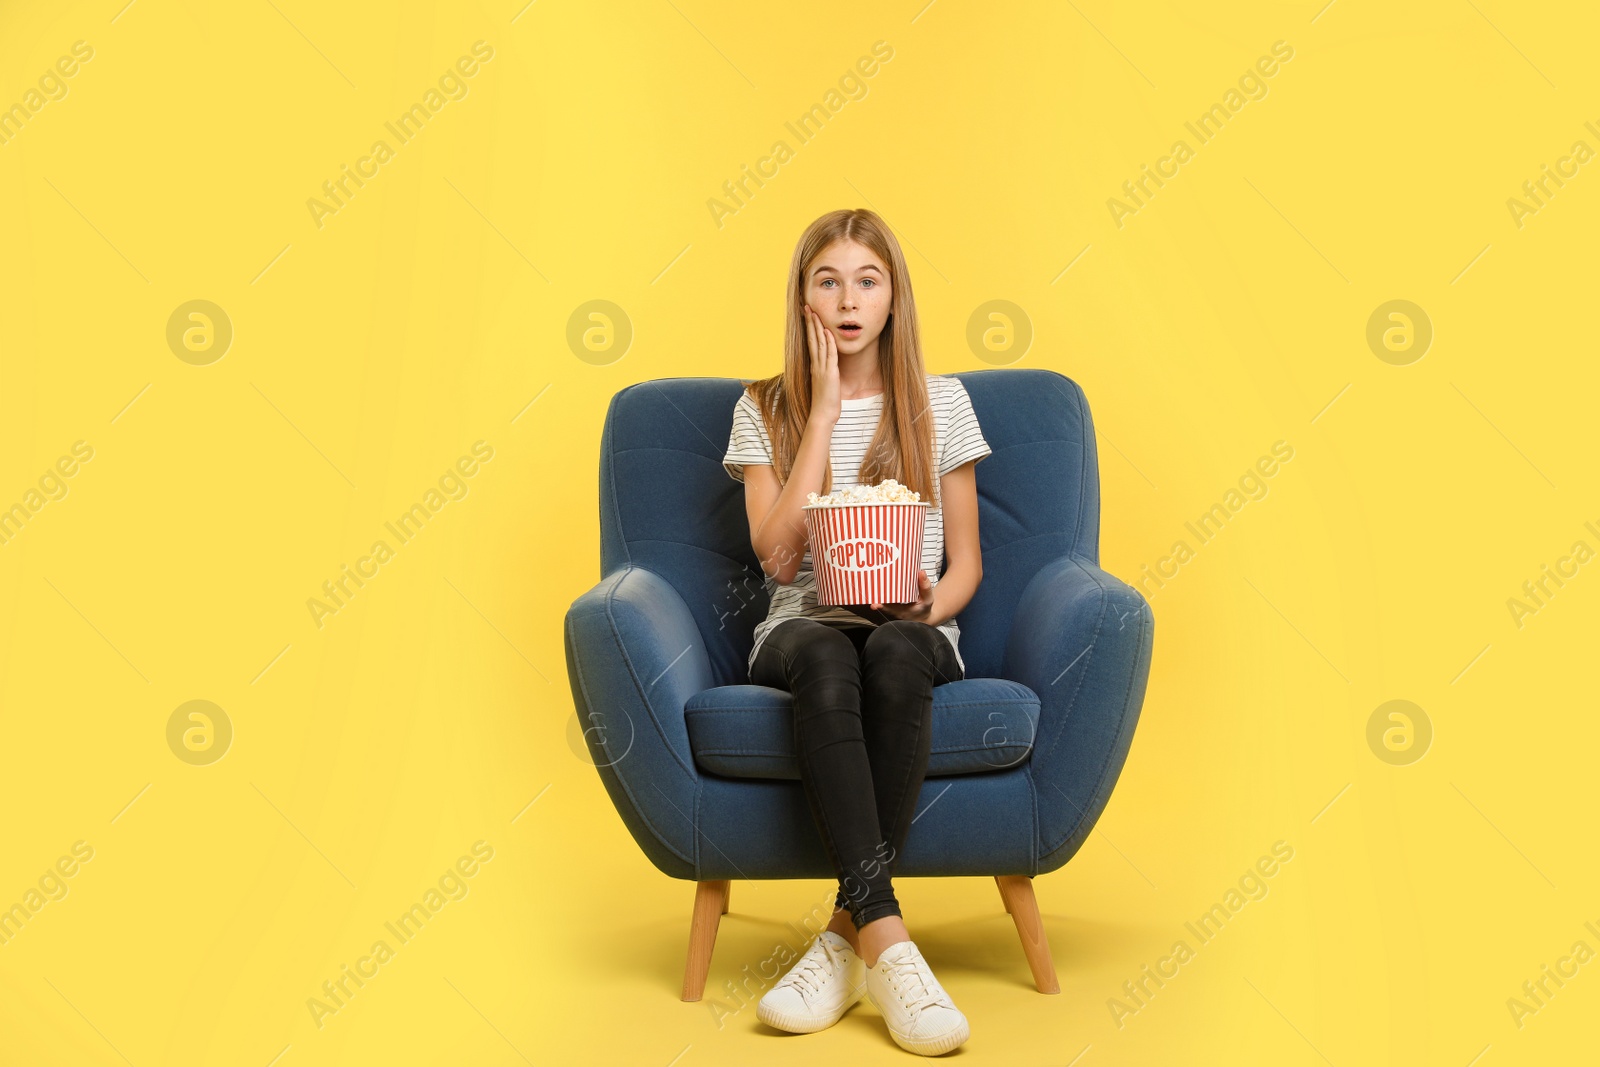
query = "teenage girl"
xmin=720 ymin=208 xmax=991 ymax=1055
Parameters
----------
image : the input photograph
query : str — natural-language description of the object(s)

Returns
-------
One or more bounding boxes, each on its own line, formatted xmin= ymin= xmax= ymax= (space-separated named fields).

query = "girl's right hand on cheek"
xmin=804 ymin=304 xmax=841 ymax=428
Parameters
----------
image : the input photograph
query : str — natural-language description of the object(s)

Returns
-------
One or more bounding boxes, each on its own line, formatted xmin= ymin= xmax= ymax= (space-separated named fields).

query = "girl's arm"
xmin=742 ymin=406 xmax=836 ymax=585
xmin=929 ymin=460 xmax=983 ymax=625
xmin=742 ymin=303 xmax=843 ymax=586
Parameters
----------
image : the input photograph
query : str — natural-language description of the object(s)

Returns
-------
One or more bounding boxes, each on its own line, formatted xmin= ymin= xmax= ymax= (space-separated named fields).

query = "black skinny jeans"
xmin=750 ymin=616 xmax=964 ymax=930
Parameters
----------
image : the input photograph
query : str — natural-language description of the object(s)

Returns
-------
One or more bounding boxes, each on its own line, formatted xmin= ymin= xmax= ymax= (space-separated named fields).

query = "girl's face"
xmin=804 ymin=239 xmax=892 ymax=356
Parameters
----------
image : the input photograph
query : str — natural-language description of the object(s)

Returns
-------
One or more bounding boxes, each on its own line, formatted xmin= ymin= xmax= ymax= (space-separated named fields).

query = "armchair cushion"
xmin=684 ymin=678 xmax=1041 ymax=780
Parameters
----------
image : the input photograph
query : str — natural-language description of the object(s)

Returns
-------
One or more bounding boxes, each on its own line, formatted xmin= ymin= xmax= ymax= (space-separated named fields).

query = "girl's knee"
xmin=788 ymin=624 xmax=858 ymax=666
xmin=863 ymin=619 xmax=938 ymax=662
xmin=784 ymin=626 xmax=862 ymax=691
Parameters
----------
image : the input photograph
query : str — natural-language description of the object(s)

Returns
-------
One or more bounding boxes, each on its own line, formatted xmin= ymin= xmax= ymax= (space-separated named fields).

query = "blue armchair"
xmin=563 ymin=368 xmax=1154 ymax=1000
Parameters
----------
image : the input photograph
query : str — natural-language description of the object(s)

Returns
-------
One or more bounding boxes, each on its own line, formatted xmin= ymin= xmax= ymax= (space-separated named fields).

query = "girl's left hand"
xmin=873 ymin=570 xmax=934 ymax=623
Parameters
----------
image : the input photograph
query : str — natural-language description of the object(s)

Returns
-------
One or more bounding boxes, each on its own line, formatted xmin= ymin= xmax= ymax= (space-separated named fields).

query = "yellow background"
xmin=1 ymin=0 xmax=1595 ymax=1063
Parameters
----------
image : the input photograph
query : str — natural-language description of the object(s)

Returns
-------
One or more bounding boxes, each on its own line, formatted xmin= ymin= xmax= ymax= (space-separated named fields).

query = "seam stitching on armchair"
xmin=604 ymin=569 xmax=701 ymax=782
xmin=1041 ymin=562 xmax=1148 ymax=861
xmin=962 ymin=438 xmax=1070 ymax=460
xmin=606 ymin=397 xmax=632 ymax=570
xmin=1072 ymin=380 xmax=1093 ymax=562
xmin=979 ymin=528 xmax=1074 ymax=560
xmin=1034 ymin=555 xmax=1104 ymax=861
xmin=694 ymin=742 xmax=1034 ymax=757
xmin=568 ymin=602 xmax=695 ymax=870
xmin=626 ymin=537 xmax=762 ymax=578
xmin=1034 ymin=557 xmax=1103 ymax=772
xmin=1042 ymin=616 xmax=1142 ymax=863
xmin=684 ymin=699 xmax=1039 ymax=714
xmin=613 ymin=445 xmax=727 ymax=460
xmin=693 ymin=757 xmax=703 ymax=876
xmin=1026 ymin=758 xmax=1039 ymax=875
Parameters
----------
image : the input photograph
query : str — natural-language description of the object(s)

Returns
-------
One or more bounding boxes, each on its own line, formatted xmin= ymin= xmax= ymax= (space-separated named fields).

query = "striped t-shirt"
xmin=722 ymin=373 xmax=992 ymax=677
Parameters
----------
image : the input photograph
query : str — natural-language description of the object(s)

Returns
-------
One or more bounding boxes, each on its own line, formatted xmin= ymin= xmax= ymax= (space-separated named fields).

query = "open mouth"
xmin=837 ymin=323 xmax=862 ymax=335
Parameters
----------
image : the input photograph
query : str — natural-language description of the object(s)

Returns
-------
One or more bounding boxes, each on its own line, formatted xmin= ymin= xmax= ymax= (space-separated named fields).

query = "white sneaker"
xmin=757 ymin=931 xmax=868 ymax=1033
xmin=864 ymin=940 xmax=970 ymax=1055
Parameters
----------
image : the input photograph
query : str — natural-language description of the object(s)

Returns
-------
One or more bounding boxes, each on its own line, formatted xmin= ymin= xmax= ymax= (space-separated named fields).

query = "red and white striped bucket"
xmin=802 ymin=501 xmax=929 ymax=607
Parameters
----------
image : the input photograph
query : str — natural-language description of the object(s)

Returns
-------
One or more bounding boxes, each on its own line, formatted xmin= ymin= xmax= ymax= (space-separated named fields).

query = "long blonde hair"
xmin=740 ymin=208 xmax=939 ymax=506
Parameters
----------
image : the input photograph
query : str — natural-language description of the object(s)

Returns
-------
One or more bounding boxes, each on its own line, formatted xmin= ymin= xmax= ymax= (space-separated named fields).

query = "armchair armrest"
xmin=564 ymin=564 xmax=716 ymax=880
xmin=1003 ymin=553 xmax=1154 ymax=874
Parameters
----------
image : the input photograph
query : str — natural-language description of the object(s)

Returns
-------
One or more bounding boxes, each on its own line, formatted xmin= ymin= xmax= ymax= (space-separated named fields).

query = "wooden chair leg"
xmin=683 ymin=880 xmax=730 ymax=1002
xmin=994 ymin=874 xmax=1060 ymax=994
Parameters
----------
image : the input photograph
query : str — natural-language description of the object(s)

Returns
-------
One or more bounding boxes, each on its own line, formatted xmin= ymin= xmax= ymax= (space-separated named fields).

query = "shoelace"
xmin=884 ymin=951 xmax=948 ymax=1015
xmin=791 ymin=936 xmax=847 ymax=999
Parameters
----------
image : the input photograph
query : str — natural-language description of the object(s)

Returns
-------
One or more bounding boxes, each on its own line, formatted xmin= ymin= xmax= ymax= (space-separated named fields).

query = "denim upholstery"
xmin=563 ymin=369 xmax=1154 ymax=882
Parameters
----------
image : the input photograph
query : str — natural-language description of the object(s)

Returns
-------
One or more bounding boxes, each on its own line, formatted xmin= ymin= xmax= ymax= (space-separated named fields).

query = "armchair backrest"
xmin=597 ymin=369 xmax=1102 ymax=687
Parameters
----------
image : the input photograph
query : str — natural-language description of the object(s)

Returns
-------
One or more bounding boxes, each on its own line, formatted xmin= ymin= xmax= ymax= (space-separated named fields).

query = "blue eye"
xmin=861 ymin=279 xmax=874 ymax=287
xmin=821 ymin=279 xmax=835 ymax=288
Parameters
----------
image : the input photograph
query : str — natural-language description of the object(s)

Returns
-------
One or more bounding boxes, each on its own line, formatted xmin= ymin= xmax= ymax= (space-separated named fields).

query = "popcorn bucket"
xmin=802 ymin=501 xmax=930 ymax=607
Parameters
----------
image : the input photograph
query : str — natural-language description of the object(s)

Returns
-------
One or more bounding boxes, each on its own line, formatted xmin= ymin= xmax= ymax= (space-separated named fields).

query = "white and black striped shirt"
xmin=722 ymin=374 xmax=992 ymax=676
